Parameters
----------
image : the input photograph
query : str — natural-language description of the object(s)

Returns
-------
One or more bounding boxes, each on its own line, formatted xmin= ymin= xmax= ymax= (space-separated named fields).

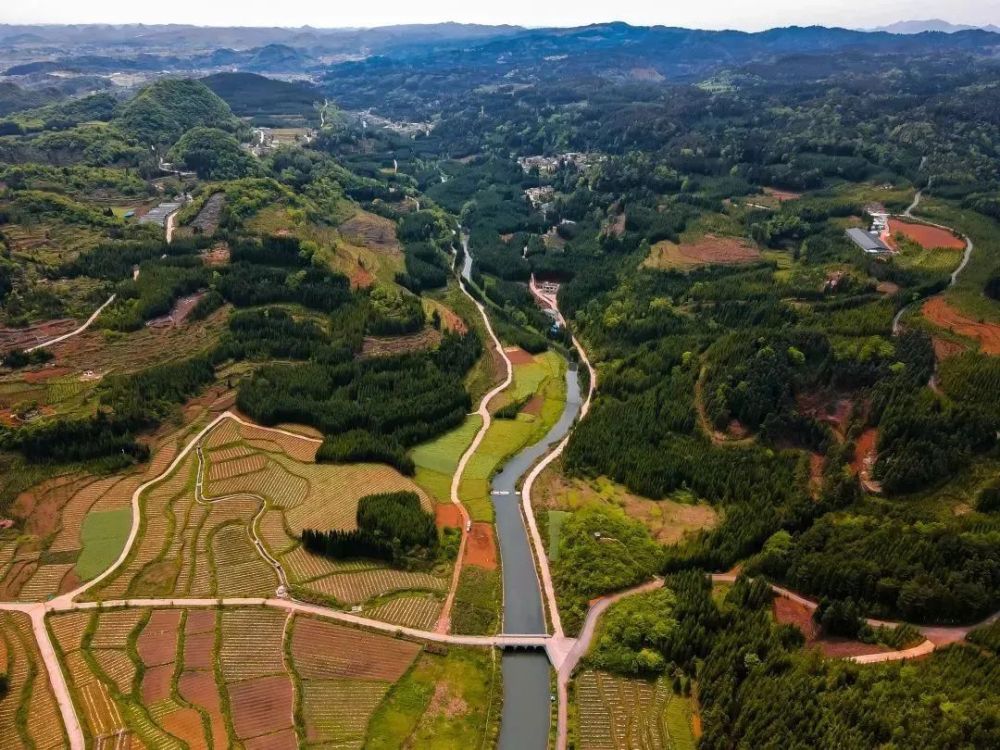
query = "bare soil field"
xmin=773 ymin=596 xmax=889 ymax=658
xmin=338 ymin=211 xmax=403 ymax=255
xmin=932 ymin=336 xmax=966 ymax=361
xmin=923 ymin=297 xmax=1000 ymax=354
xmin=876 ymin=280 xmax=900 ymax=295
xmin=0 ymin=318 xmax=77 ymax=351
xmin=201 ymin=241 xmax=231 ymax=266
xmin=504 ymin=346 xmax=534 ymax=365
xmin=145 ymin=291 xmax=207 ymax=329
xmin=227 ymin=674 xmax=295 ymax=741
xmin=763 ymin=187 xmax=803 ymax=202
xmin=291 ymin=616 xmax=420 ymax=681
xmin=361 ymin=327 xmax=442 ymax=357
xmin=435 ymin=503 xmax=463 ymax=529
xmin=464 ymin=522 xmax=498 ymax=570
xmin=645 ymin=235 xmax=761 ymax=270
xmin=886 ymin=218 xmax=964 ymax=250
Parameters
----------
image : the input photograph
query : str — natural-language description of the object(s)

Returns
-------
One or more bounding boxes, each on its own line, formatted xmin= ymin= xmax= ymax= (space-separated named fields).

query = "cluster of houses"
xmin=517 ymin=152 xmax=600 ymax=175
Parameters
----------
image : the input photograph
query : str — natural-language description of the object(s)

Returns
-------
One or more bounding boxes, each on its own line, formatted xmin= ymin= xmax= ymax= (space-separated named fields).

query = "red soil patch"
xmin=0 ymin=319 xmax=76 ymax=351
xmin=923 ymin=297 xmax=1000 ymax=354
xmin=773 ymin=596 xmax=819 ymax=640
xmin=179 ymin=670 xmax=228 ymax=750
xmin=463 ymin=522 xmax=498 ymax=571
xmin=161 ymin=708 xmax=209 ymax=749
xmin=773 ymin=595 xmax=888 ymax=658
xmin=21 ymin=366 xmax=71 ymax=383
xmin=12 ymin=475 xmax=93 ymax=538
xmin=853 ymin=428 xmax=878 ymax=476
xmin=521 ymin=393 xmax=544 ymax=416
xmin=763 ymin=187 xmax=802 ymax=202
xmin=183 ymin=631 xmax=215 ymax=671
xmin=349 ymin=261 xmax=375 ymax=289
xmin=137 ymin=609 xmax=181 ymax=666
xmin=184 ymin=610 xmax=216 ymax=635
xmin=886 ymin=218 xmax=964 ymax=250
xmin=797 ymin=393 xmax=853 ymax=438
xmin=58 ymin=569 xmax=81 ymax=595
xmin=435 ymin=504 xmax=463 ymax=530
xmin=245 ymin=729 xmax=298 ymax=750
xmin=932 ymin=337 xmax=966 ymax=361
xmin=201 ymin=241 xmax=230 ymax=267
xmin=876 ymin=281 xmax=900 ymax=295
xmin=819 ymin=639 xmax=890 ymax=658
xmin=141 ymin=663 xmax=174 ymax=703
xmin=504 ymin=346 xmax=534 ymax=365
xmin=291 ymin=617 xmax=419 ymax=681
xmin=227 ymin=675 xmax=294 ymax=739
xmin=809 ymin=453 xmax=825 ymax=497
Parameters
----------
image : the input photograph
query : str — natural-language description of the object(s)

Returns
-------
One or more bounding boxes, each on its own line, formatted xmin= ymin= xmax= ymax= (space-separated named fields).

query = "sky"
xmin=3 ymin=0 xmax=1000 ymax=32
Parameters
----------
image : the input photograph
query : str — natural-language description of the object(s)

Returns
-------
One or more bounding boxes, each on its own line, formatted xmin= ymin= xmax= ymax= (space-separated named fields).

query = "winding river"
xmin=460 ymin=236 xmax=582 ymax=749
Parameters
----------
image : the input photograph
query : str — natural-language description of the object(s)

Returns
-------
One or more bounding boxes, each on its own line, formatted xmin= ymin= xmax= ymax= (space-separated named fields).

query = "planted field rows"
xmin=90 ymin=454 xmax=197 ymax=599
xmin=574 ymin=670 xmax=695 ymax=750
xmin=207 ymin=452 xmax=267 ymax=481
xmin=238 ymin=422 xmax=320 ymax=463
xmin=257 ymin=509 xmax=297 ymax=556
xmin=291 ymin=616 xmax=420 ymax=681
xmin=219 ymin=609 xmax=288 ymax=681
xmin=207 ymin=458 xmax=308 ymax=509
xmin=0 ymin=612 xmax=66 ymax=749
xmin=301 ymin=678 xmax=390 ymax=747
xmin=280 ymin=543 xmax=376 ymax=583
xmin=48 ymin=475 xmax=121 ymax=553
xmin=306 ymin=568 xmax=448 ymax=605
xmin=17 ymin=563 xmax=75 ymax=601
xmin=211 ymin=524 xmax=278 ymax=597
xmin=363 ymin=594 xmax=443 ymax=630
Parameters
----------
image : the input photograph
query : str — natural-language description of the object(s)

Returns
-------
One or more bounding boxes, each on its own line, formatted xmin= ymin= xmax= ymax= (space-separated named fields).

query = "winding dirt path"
xmin=24 ymin=294 xmax=117 ymax=353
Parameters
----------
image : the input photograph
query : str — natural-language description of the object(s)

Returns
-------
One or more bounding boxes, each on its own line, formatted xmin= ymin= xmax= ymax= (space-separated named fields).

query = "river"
xmin=460 ymin=233 xmax=582 ymax=749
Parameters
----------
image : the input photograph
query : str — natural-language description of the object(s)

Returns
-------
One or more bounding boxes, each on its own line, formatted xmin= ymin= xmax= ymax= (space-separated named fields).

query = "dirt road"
xmin=435 ymin=238 xmax=514 ymax=632
xmin=24 ymin=294 xmax=116 ymax=353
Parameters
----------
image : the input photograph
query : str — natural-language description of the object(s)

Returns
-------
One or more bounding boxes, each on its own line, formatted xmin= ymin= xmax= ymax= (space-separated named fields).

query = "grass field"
xmin=535 ymin=469 xmax=718 ymax=547
xmin=365 ymin=647 xmax=502 ymax=750
xmin=572 ymin=670 xmax=696 ymax=750
xmin=547 ymin=510 xmax=571 ymax=562
xmin=459 ymin=351 xmax=566 ymax=521
xmin=451 ymin=565 xmax=502 ymax=635
xmin=75 ymin=506 xmax=132 ymax=580
xmin=411 ymin=415 xmax=483 ymax=504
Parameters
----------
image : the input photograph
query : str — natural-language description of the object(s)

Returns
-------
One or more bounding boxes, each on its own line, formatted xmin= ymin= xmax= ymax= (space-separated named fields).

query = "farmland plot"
xmin=364 ymin=594 xmax=443 ymax=630
xmin=574 ymin=670 xmax=696 ymax=750
xmin=0 ymin=612 xmax=67 ymax=749
xmin=305 ymin=568 xmax=448 ymax=605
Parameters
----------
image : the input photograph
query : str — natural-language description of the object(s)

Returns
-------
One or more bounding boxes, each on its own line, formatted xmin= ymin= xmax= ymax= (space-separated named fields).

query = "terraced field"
xmin=44 ymin=606 xmax=445 ymax=749
xmin=87 ymin=415 xmax=452 ymax=607
xmin=0 ymin=611 xmax=67 ymax=749
xmin=573 ymin=670 xmax=696 ymax=750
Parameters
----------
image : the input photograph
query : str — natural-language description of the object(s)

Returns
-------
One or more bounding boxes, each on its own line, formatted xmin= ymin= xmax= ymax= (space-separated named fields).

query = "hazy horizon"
xmin=3 ymin=0 xmax=1000 ymax=33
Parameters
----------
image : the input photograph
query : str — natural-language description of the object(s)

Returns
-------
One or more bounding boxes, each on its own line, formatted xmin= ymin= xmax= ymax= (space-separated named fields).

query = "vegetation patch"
xmin=74 ymin=505 xmax=131 ymax=580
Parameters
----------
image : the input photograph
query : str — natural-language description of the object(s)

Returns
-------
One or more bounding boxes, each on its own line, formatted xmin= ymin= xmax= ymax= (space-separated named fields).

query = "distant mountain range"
xmin=2 ymin=21 xmax=1000 ymax=83
xmin=873 ymin=19 xmax=1000 ymax=34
